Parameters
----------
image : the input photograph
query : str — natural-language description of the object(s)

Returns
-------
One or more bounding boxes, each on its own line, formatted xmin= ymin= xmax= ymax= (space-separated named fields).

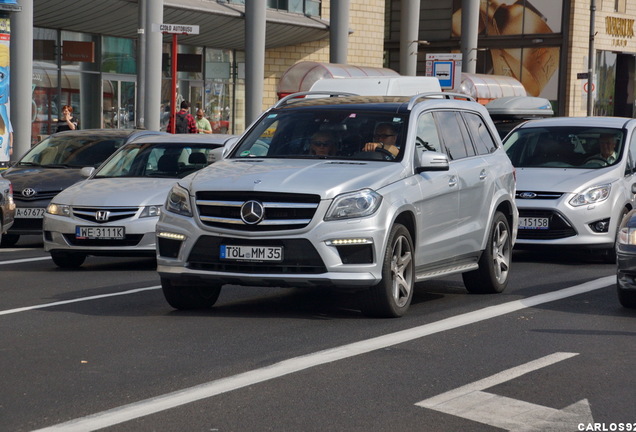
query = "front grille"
xmin=518 ymin=209 xmax=577 ymax=240
xmin=15 ymin=192 xmax=59 ymax=202
xmin=195 ymin=191 xmax=321 ymax=231
xmin=187 ymin=236 xmax=326 ymax=274
xmin=63 ymin=234 xmax=143 ymax=246
xmin=516 ymin=191 xmax=563 ymax=200
xmin=72 ymin=207 xmax=139 ymax=223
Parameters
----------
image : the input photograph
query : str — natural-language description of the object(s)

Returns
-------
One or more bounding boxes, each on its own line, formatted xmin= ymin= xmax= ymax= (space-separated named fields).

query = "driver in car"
xmin=363 ymin=123 xmax=400 ymax=157
xmin=597 ymin=133 xmax=618 ymax=164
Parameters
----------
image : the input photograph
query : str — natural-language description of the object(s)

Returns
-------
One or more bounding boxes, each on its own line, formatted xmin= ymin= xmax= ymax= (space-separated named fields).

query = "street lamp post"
xmin=587 ymin=0 xmax=596 ymax=116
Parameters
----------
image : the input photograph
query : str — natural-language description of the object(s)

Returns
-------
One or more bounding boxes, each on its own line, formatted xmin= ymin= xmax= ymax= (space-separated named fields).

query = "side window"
xmin=463 ymin=112 xmax=498 ymax=155
xmin=415 ymin=112 xmax=442 ymax=152
xmin=434 ymin=111 xmax=471 ymax=160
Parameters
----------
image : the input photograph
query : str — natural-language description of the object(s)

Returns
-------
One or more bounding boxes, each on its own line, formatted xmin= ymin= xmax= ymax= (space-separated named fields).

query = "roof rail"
xmin=407 ymin=92 xmax=476 ymax=110
xmin=274 ymin=91 xmax=359 ymax=108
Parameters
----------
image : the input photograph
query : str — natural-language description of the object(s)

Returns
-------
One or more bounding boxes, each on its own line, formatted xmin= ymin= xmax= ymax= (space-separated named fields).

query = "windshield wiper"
xmin=18 ymin=162 xmax=40 ymax=166
xmin=41 ymin=163 xmax=72 ymax=168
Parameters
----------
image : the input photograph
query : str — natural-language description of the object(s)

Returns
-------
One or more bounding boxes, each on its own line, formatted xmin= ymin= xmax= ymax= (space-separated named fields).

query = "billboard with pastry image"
xmin=452 ymin=0 xmax=561 ymax=98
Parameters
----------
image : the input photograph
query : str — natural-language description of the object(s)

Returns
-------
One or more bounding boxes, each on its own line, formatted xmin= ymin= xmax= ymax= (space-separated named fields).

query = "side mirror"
xmin=222 ymin=137 xmax=239 ymax=158
xmin=80 ymin=166 xmax=95 ymax=178
xmin=415 ymin=150 xmax=450 ymax=173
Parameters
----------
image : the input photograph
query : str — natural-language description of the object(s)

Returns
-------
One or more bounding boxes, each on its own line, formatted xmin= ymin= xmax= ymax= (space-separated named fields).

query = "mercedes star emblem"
xmin=240 ymin=200 xmax=265 ymax=224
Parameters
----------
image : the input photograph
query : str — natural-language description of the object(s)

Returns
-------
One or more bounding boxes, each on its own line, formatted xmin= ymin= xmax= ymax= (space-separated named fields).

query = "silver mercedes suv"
xmin=156 ymin=93 xmax=518 ymax=317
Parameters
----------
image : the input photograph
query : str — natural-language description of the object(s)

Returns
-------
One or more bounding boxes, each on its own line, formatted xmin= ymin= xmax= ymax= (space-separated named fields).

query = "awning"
xmin=458 ymin=73 xmax=527 ymax=104
xmin=34 ymin=0 xmax=330 ymax=50
xmin=277 ymin=61 xmax=401 ymax=97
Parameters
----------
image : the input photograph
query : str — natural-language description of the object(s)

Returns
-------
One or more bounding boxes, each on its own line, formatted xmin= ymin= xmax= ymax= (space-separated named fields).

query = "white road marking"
xmin=416 ymin=352 xmax=594 ymax=431
xmin=31 ymin=276 xmax=614 ymax=432
xmin=0 ymin=287 xmax=161 ymax=316
xmin=0 ymin=256 xmax=51 ymax=265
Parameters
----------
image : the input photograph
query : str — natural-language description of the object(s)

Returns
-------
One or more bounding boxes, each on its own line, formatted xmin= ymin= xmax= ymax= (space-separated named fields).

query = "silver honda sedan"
xmin=43 ymin=134 xmax=236 ymax=268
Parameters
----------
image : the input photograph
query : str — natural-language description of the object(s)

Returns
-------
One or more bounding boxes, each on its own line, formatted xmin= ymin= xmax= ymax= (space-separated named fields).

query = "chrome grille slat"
xmin=195 ymin=191 xmax=321 ymax=231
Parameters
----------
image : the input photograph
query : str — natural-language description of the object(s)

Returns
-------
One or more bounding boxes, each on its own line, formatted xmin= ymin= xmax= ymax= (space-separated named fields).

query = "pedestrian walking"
xmin=196 ymin=109 xmax=213 ymax=134
xmin=167 ymin=100 xmax=197 ymax=134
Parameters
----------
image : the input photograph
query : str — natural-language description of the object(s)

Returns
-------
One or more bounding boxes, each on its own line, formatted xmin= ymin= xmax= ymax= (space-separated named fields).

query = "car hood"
xmin=184 ymin=158 xmax=404 ymax=199
xmin=515 ymin=167 xmax=621 ymax=193
xmin=53 ymin=178 xmax=179 ymax=206
xmin=2 ymin=166 xmax=84 ymax=193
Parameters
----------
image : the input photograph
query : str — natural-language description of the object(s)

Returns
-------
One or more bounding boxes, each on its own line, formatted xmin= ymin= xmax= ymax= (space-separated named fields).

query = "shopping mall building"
xmin=1 ymin=0 xmax=635 ymax=164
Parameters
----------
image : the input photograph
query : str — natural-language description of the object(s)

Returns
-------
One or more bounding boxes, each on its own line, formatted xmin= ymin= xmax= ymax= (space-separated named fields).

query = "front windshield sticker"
xmin=240 ymin=150 xmax=251 ymax=157
xmin=267 ymin=114 xmax=278 ymax=118
xmin=393 ymin=117 xmax=401 ymax=122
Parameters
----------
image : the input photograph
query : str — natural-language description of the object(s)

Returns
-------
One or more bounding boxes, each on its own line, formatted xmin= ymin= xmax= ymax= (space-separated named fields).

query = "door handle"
xmin=480 ymin=169 xmax=487 ymax=180
xmin=448 ymin=175 xmax=458 ymax=187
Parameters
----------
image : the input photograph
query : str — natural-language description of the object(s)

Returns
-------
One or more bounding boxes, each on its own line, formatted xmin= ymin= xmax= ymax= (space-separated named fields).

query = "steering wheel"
xmin=375 ymin=147 xmax=395 ymax=160
xmin=584 ymin=156 xmax=608 ymax=166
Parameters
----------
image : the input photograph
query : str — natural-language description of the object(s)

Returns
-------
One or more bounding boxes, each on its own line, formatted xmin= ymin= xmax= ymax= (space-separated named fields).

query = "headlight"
xmin=618 ymin=227 xmax=636 ymax=245
xmin=140 ymin=205 xmax=162 ymax=218
xmin=46 ymin=203 xmax=71 ymax=217
xmin=165 ymin=183 xmax=192 ymax=216
xmin=324 ymin=189 xmax=382 ymax=221
xmin=569 ymin=184 xmax=611 ymax=207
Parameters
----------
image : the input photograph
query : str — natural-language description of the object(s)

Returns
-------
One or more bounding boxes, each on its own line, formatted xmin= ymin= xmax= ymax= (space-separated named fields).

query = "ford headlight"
xmin=165 ymin=184 xmax=192 ymax=217
xmin=569 ymin=184 xmax=611 ymax=207
xmin=325 ymin=189 xmax=382 ymax=221
xmin=46 ymin=203 xmax=71 ymax=217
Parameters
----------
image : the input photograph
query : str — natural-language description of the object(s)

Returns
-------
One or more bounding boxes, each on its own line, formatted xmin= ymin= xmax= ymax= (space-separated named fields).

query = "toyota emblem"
xmin=519 ymin=192 xmax=537 ymax=199
xmin=240 ymin=200 xmax=265 ymax=225
xmin=21 ymin=188 xmax=37 ymax=198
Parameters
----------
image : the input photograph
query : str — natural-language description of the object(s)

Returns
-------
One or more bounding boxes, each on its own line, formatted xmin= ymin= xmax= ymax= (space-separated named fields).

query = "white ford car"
xmin=503 ymin=116 xmax=636 ymax=262
xmin=156 ymin=93 xmax=518 ymax=317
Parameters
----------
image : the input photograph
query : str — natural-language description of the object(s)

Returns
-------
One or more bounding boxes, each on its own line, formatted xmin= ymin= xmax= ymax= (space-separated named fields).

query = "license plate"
xmin=15 ymin=207 xmax=46 ymax=219
xmin=220 ymin=245 xmax=283 ymax=262
xmin=519 ymin=217 xmax=549 ymax=229
xmin=76 ymin=226 xmax=125 ymax=239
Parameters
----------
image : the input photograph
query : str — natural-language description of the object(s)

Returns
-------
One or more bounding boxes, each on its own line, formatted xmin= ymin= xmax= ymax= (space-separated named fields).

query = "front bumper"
xmin=156 ymin=210 xmax=389 ymax=289
xmin=43 ymin=213 xmax=158 ymax=256
xmin=515 ymin=197 xmax=621 ymax=248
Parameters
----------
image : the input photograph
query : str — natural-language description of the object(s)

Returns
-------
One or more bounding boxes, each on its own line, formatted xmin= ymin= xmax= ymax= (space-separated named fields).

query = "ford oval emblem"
xmin=519 ymin=192 xmax=537 ymax=199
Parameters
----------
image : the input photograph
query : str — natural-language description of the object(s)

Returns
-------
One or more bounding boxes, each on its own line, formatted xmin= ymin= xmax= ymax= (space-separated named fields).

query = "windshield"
xmin=20 ymin=135 xmax=126 ymax=168
xmin=229 ymin=108 xmax=408 ymax=161
xmin=95 ymin=142 xmax=221 ymax=179
xmin=503 ymin=126 xmax=624 ymax=168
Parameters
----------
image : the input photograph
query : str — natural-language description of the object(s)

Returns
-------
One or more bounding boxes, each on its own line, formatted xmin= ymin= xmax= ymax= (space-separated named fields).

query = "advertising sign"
xmin=0 ymin=14 xmax=11 ymax=168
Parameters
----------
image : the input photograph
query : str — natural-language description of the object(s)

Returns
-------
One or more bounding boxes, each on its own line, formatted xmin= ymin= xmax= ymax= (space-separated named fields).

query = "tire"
xmin=161 ymin=277 xmax=222 ymax=310
xmin=618 ymin=286 xmax=636 ymax=308
xmin=0 ymin=233 xmax=19 ymax=248
xmin=361 ymin=224 xmax=415 ymax=318
xmin=463 ymin=211 xmax=511 ymax=294
xmin=50 ymin=251 xmax=86 ymax=268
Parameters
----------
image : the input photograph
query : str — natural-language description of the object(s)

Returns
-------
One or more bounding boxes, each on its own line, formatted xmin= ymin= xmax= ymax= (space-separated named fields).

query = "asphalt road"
xmin=1 ymin=236 xmax=634 ymax=432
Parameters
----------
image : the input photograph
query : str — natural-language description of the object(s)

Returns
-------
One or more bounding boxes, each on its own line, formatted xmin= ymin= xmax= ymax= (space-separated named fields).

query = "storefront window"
xmin=102 ymin=36 xmax=137 ymax=75
xmin=595 ymin=51 xmax=617 ymax=117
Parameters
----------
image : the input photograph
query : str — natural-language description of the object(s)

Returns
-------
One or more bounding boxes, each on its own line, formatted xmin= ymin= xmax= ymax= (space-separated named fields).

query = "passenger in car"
xmin=363 ymin=123 xmax=400 ymax=157
xmin=309 ymin=131 xmax=338 ymax=156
